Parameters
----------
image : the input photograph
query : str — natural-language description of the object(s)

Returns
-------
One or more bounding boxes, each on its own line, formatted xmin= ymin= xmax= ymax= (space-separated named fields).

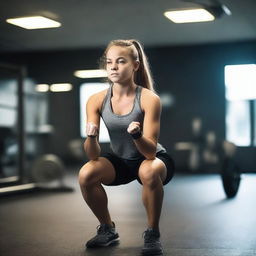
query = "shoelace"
xmin=142 ymin=230 xmax=159 ymax=244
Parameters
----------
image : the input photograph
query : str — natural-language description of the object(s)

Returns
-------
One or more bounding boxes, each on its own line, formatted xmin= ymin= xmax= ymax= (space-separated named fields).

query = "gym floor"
xmin=0 ymin=170 xmax=256 ymax=256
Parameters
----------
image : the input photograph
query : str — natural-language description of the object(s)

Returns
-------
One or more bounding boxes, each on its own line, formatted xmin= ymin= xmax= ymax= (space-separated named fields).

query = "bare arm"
xmin=84 ymin=91 xmax=105 ymax=160
xmin=128 ymin=89 xmax=161 ymax=159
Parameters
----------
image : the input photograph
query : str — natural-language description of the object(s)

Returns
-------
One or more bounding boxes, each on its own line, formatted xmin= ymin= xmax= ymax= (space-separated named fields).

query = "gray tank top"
xmin=100 ymin=85 xmax=166 ymax=160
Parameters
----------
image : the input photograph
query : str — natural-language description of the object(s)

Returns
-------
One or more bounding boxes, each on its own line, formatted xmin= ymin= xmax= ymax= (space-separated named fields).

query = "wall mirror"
xmin=0 ymin=63 xmax=24 ymax=186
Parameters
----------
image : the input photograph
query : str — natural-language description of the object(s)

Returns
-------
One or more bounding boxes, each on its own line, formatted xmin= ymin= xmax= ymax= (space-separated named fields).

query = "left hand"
xmin=127 ymin=121 xmax=141 ymax=134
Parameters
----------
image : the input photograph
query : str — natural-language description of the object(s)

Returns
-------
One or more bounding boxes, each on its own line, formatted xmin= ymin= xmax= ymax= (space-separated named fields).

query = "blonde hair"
xmin=100 ymin=39 xmax=155 ymax=92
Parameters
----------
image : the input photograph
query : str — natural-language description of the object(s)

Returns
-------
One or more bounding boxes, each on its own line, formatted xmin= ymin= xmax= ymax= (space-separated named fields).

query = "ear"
xmin=134 ymin=60 xmax=140 ymax=71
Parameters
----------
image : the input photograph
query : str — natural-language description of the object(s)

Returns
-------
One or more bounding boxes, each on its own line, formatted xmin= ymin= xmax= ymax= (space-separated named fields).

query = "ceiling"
xmin=0 ymin=0 xmax=256 ymax=53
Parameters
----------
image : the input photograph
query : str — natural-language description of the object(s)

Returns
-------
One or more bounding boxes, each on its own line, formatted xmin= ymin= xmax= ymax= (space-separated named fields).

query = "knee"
xmin=139 ymin=168 xmax=160 ymax=189
xmin=78 ymin=161 xmax=101 ymax=188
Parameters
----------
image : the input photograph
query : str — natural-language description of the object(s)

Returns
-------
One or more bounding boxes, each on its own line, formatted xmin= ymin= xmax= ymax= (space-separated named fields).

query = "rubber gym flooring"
xmin=0 ymin=171 xmax=256 ymax=256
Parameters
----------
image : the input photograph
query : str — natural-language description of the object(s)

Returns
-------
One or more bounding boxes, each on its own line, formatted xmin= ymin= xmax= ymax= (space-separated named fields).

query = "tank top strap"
xmin=108 ymin=84 xmax=113 ymax=98
xmin=135 ymin=85 xmax=142 ymax=110
xmin=100 ymin=84 xmax=112 ymax=115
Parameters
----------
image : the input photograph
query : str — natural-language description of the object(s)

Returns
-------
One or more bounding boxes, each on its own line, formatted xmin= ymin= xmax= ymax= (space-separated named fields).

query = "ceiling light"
xmin=6 ymin=16 xmax=61 ymax=29
xmin=36 ymin=84 xmax=49 ymax=92
xmin=74 ymin=69 xmax=107 ymax=78
xmin=164 ymin=1 xmax=231 ymax=24
xmin=164 ymin=8 xmax=215 ymax=23
xmin=50 ymin=83 xmax=72 ymax=92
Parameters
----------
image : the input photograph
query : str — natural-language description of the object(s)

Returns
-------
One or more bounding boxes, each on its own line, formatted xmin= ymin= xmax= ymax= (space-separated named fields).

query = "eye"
xmin=118 ymin=59 xmax=126 ymax=64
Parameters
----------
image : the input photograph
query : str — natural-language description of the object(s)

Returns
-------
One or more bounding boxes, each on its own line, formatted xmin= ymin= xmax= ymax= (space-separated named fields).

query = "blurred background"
xmin=0 ymin=0 xmax=256 ymax=255
xmin=1 ymin=0 xmax=255 ymax=182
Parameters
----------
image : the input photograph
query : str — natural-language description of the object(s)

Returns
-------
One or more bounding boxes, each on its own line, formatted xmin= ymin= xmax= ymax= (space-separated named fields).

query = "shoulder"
xmin=87 ymin=88 xmax=108 ymax=111
xmin=140 ymin=87 xmax=161 ymax=111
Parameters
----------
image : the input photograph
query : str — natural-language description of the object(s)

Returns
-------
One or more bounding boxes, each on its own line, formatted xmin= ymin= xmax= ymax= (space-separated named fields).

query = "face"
xmin=105 ymin=46 xmax=139 ymax=85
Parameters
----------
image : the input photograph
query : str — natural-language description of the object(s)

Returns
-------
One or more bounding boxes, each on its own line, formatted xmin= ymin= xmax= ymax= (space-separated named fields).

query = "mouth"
xmin=110 ymin=73 xmax=118 ymax=76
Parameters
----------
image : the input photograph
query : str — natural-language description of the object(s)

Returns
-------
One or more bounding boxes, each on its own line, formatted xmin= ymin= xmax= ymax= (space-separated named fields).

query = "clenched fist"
xmin=86 ymin=122 xmax=98 ymax=138
xmin=127 ymin=121 xmax=141 ymax=134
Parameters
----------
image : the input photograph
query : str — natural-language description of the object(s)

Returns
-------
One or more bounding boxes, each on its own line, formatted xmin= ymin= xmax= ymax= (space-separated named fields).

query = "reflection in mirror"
xmin=0 ymin=67 xmax=19 ymax=183
xmin=0 ymin=64 xmax=50 ymax=187
xmin=23 ymin=79 xmax=50 ymax=179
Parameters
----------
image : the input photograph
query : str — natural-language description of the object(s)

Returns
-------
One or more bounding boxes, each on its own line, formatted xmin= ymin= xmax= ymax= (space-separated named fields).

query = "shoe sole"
xmin=86 ymin=237 xmax=120 ymax=248
xmin=141 ymin=249 xmax=163 ymax=255
xmin=100 ymin=237 xmax=120 ymax=247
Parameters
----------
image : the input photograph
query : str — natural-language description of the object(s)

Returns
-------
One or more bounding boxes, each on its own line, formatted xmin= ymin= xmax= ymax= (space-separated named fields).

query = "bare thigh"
xmin=138 ymin=157 xmax=167 ymax=184
xmin=79 ymin=157 xmax=116 ymax=186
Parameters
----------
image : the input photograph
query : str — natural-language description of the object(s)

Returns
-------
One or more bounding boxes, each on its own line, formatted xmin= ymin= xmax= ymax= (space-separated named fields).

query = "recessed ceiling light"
xmin=74 ymin=69 xmax=108 ymax=78
xmin=6 ymin=16 xmax=61 ymax=29
xmin=36 ymin=84 xmax=49 ymax=92
xmin=50 ymin=83 xmax=72 ymax=92
xmin=164 ymin=8 xmax=215 ymax=23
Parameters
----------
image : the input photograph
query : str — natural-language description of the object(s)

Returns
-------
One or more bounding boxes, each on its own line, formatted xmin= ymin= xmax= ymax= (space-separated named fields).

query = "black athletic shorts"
xmin=101 ymin=151 xmax=175 ymax=186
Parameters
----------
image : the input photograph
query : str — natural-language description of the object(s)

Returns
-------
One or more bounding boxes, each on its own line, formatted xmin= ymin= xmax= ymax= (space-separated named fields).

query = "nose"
xmin=110 ymin=63 xmax=118 ymax=70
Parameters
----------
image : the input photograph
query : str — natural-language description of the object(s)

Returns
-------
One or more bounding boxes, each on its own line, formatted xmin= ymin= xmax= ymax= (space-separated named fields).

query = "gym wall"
xmin=0 ymin=40 xmax=255 ymax=171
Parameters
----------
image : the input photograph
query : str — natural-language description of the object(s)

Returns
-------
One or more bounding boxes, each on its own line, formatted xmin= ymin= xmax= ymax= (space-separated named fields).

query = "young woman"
xmin=78 ymin=39 xmax=175 ymax=255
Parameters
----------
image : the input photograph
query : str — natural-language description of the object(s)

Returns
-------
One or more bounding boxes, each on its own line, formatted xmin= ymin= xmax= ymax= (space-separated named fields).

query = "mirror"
xmin=0 ymin=63 xmax=24 ymax=185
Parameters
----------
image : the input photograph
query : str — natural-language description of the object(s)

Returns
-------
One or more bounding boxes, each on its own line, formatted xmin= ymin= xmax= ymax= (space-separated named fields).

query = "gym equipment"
xmin=221 ymin=141 xmax=241 ymax=198
xmin=0 ymin=62 xmax=74 ymax=196
xmin=30 ymin=154 xmax=73 ymax=191
xmin=174 ymin=116 xmax=243 ymax=199
xmin=31 ymin=154 xmax=64 ymax=183
xmin=0 ymin=154 xmax=73 ymax=196
xmin=221 ymin=157 xmax=241 ymax=198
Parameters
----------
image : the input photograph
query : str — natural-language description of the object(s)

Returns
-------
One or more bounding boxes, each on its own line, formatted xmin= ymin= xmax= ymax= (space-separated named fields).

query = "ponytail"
xmin=130 ymin=40 xmax=155 ymax=92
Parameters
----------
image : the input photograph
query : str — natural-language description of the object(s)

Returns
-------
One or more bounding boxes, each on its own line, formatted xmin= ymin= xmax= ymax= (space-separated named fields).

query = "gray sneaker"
xmin=142 ymin=228 xmax=163 ymax=255
xmin=86 ymin=222 xmax=120 ymax=248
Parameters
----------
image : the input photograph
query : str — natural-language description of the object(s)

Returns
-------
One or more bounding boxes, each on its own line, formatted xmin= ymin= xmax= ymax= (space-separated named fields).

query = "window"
xmin=226 ymin=100 xmax=250 ymax=146
xmin=80 ymin=82 xmax=110 ymax=142
xmin=254 ymin=101 xmax=256 ymax=146
xmin=225 ymin=64 xmax=256 ymax=146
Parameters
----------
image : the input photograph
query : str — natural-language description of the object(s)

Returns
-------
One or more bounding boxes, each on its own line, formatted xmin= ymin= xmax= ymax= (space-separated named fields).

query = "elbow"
xmin=146 ymin=155 xmax=156 ymax=160
xmin=86 ymin=152 xmax=100 ymax=161
xmin=143 ymin=144 xmax=157 ymax=160
xmin=145 ymin=151 xmax=156 ymax=160
xmin=88 ymin=155 xmax=100 ymax=161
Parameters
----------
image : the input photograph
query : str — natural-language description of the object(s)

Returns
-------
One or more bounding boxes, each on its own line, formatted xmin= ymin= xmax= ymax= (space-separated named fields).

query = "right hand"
xmin=127 ymin=121 xmax=141 ymax=134
xmin=86 ymin=122 xmax=99 ymax=137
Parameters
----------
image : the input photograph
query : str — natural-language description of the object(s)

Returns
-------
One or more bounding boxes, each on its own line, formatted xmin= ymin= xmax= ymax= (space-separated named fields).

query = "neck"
xmin=112 ymin=82 xmax=137 ymax=96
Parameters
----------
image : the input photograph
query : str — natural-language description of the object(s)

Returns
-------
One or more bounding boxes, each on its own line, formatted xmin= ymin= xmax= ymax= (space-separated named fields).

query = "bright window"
xmin=225 ymin=64 xmax=256 ymax=146
xmin=80 ymin=83 xmax=110 ymax=142
xmin=225 ymin=64 xmax=256 ymax=101
xmin=254 ymin=100 xmax=256 ymax=146
xmin=226 ymin=100 xmax=250 ymax=146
